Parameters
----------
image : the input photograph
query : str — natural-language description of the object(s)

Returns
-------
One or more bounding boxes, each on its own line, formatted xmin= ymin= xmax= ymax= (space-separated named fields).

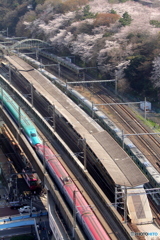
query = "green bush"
xmin=150 ymin=20 xmax=160 ymax=28
xmin=110 ymin=9 xmax=117 ymax=14
xmin=119 ymin=0 xmax=129 ymax=2
xmin=119 ymin=12 xmax=132 ymax=26
xmin=82 ymin=5 xmax=97 ymax=19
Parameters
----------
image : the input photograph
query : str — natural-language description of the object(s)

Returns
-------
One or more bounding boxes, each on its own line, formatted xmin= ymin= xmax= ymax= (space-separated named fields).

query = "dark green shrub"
xmin=110 ymin=9 xmax=117 ymax=14
xmin=150 ymin=20 xmax=160 ymax=28
xmin=119 ymin=12 xmax=132 ymax=26
xmin=82 ymin=5 xmax=97 ymax=19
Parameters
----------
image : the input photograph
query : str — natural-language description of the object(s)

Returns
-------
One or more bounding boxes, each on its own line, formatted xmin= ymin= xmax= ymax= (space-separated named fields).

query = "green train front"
xmin=0 ymin=87 xmax=42 ymax=145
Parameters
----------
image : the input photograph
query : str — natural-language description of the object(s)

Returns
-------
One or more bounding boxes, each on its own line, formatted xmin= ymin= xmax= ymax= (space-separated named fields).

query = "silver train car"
xmin=39 ymin=50 xmax=83 ymax=74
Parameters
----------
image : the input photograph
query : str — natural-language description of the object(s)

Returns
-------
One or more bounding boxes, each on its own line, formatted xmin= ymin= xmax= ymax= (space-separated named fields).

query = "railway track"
xmin=88 ymin=85 xmax=160 ymax=169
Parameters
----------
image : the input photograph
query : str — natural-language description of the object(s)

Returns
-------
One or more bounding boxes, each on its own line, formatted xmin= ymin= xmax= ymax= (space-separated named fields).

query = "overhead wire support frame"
xmin=65 ymin=79 xmax=116 ymax=93
xmin=93 ymin=97 xmax=149 ymax=120
xmin=122 ymin=130 xmax=160 ymax=149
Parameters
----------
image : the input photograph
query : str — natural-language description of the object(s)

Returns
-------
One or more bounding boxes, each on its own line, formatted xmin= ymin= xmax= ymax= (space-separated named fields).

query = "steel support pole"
xmin=124 ymin=187 xmax=127 ymax=223
xmin=65 ymin=79 xmax=68 ymax=94
xmin=18 ymin=106 xmax=21 ymax=133
xmin=72 ymin=190 xmax=77 ymax=239
xmin=31 ymin=83 xmax=33 ymax=108
xmin=83 ymin=138 xmax=87 ymax=171
xmin=115 ymin=75 xmax=117 ymax=95
xmin=122 ymin=129 xmax=124 ymax=149
xmin=92 ymin=102 xmax=94 ymax=118
xmin=43 ymin=139 xmax=46 ymax=175
xmin=9 ymin=63 xmax=11 ymax=83
xmin=52 ymin=104 xmax=56 ymax=131
xmin=17 ymin=106 xmax=21 ymax=143
xmin=40 ymin=59 xmax=43 ymax=69
xmin=115 ymin=186 xmax=117 ymax=210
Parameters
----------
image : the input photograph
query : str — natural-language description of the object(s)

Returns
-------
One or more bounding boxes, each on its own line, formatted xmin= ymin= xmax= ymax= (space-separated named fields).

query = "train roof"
xmin=1 ymin=88 xmax=35 ymax=130
xmin=5 ymin=55 xmax=148 ymax=187
xmin=40 ymin=50 xmax=83 ymax=72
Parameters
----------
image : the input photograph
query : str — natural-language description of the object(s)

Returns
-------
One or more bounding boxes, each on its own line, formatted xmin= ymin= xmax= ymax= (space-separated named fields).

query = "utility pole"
xmin=124 ymin=186 xmax=127 ymax=223
xmin=9 ymin=63 xmax=11 ymax=83
xmin=65 ymin=79 xmax=68 ymax=94
xmin=72 ymin=190 xmax=77 ymax=239
xmin=52 ymin=104 xmax=56 ymax=131
xmin=122 ymin=129 xmax=124 ymax=149
xmin=43 ymin=139 xmax=46 ymax=174
xmin=115 ymin=185 xmax=118 ymax=210
xmin=17 ymin=106 xmax=21 ymax=143
xmin=83 ymin=138 xmax=87 ymax=171
xmin=18 ymin=106 xmax=21 ymax=132
xmin=30 ymin=83 xmax=33 ymax=108
xmin=91 ymin=102 xmax=95 ymax=118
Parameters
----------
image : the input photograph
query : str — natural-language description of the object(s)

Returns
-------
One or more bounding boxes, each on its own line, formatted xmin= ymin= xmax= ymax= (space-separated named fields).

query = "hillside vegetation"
xmin=1 ymin=0 xmax=160 ymax=105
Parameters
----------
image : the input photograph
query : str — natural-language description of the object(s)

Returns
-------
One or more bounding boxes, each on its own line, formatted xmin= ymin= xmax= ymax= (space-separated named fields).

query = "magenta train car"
xmin=35 ymin=144 xmax=111 ymax=240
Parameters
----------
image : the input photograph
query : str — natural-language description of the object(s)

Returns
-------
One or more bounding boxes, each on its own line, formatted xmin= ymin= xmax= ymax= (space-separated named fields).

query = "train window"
xmin=31 ymin=133 xmax=36 ymax=137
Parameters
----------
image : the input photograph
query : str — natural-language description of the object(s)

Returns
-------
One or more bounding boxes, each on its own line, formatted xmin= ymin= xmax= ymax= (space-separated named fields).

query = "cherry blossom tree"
xmin=151 ymin=56 xmax=160 ymax=88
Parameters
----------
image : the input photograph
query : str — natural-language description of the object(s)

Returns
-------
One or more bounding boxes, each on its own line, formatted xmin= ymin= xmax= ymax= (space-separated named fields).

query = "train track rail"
xmin=88 ymin=85 xmax=160 ymax=169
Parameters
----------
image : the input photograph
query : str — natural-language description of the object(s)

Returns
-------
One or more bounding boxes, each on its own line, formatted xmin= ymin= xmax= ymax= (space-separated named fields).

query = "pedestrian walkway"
xmin=0 ymin=218 xmax=35 ymax=230
xmin=0 ymin=210 xmax=48 ymax=226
